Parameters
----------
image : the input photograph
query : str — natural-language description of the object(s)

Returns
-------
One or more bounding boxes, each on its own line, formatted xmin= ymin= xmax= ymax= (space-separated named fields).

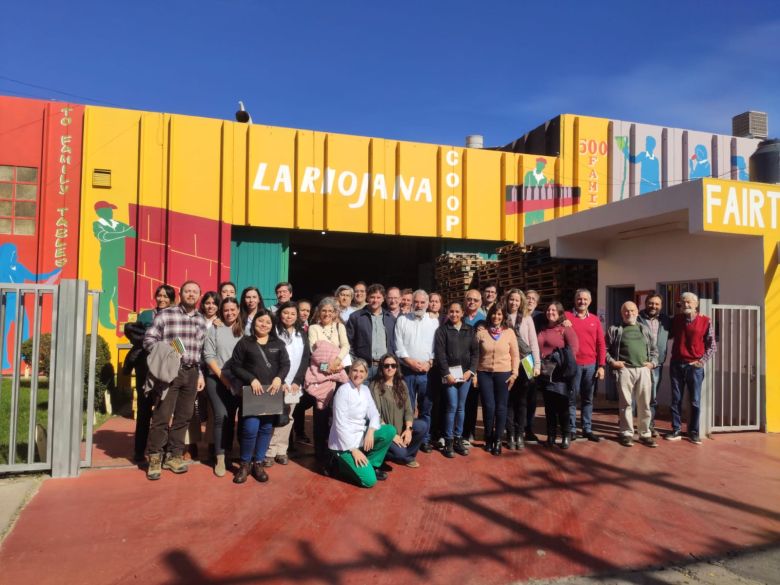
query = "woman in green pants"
xmin=327 ymin=358 xmax=395 ymax=487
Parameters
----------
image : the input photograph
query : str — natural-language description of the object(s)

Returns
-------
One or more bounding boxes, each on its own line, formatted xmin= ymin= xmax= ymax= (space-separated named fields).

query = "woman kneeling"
xmin=369 ymin=354 xmax=428 ymax=468
xmin=328 ymin=359 xmax=395 ymax=487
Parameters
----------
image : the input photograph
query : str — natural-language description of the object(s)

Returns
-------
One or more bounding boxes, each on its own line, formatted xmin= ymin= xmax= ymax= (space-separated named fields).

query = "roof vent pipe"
xmin=465 ymin=135 xmax=484 ymax=149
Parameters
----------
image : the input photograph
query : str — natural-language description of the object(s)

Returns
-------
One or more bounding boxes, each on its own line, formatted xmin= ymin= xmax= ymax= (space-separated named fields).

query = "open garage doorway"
xmin=288 ymin=231 xmax=442 ymax=302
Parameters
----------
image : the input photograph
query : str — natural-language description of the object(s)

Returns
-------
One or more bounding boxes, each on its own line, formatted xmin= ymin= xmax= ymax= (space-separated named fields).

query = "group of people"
xmin=126 ymin=277 xmax=715 ymax=488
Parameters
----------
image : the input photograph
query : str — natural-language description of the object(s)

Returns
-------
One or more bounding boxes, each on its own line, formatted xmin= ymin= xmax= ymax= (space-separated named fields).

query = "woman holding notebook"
xmin=230 ymin=310 xmax=290 ymax=484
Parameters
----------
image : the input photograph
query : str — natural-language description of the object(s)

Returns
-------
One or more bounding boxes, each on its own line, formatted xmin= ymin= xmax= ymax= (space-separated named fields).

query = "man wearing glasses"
xmin=462 ymin=289 xmax=485 ymax=444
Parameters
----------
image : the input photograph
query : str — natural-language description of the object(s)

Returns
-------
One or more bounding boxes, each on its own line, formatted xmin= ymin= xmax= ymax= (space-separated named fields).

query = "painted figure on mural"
xmin=92 ymin=200 xmax=136 ymax=329
xmin=0 ymin=243 xmax=61 ymax=370
xmin=622 ymin=136 xmax=661 ymax=195
xmin=732 ymin=156 xmax=749 ymax=181
xmin=523 ymin=157 xmax=549 ymax=187
xmin=689 ymin=145 xmax=711 ymax=180
xmin=523 ymin=158 xmax=548 ymax=226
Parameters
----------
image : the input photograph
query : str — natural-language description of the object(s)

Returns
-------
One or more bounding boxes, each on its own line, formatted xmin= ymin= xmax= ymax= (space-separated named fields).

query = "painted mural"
xmin=608 ymin=119 xmax=760 ymax=202
xmin=92 ymin=201 xmax=136 ymax=329
xmin=0 ymin=97 xmax=82 ymax=372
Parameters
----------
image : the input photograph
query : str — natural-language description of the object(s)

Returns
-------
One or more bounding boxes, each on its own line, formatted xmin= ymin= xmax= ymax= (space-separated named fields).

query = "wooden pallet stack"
xmin=434 ymin=253 xmax=488 ymax=304
xmin=497 ymin=244 xmax=528 ymax=291
xmin=522 ymin=247 xmax=597 ymax=305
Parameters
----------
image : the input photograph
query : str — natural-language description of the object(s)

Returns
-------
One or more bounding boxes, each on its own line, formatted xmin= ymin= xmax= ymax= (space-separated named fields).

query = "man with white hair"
xmin=666 ymin=292 xmax=716 ymax=444
xmin=606 ymin=301 xmax=658 ymax=447
xmin=395 ymin=289 xmax=439 ymax=453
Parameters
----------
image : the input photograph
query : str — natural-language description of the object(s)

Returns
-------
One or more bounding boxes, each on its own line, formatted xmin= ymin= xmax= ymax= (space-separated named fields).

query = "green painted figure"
xmin=523 ymin=157 xmax=549 ymax=187
xmin=92 ymin=201 xmax=136 ymax=329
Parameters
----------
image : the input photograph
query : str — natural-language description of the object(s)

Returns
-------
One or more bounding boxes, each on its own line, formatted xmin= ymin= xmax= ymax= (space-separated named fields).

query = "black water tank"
xmin=750 ymin=138 xmax=780 ymax=184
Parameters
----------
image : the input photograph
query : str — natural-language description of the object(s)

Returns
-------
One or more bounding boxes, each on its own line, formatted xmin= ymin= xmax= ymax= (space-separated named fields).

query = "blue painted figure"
xmin=689 ymin=145 xmax=711 ymax=179
xmin=0 ymin=243 xmax=61 ymax=370
xmin=623 ymin=136 xmax=660 ymax=195
xmin=732 ymin=155 xmax=749 ymax=181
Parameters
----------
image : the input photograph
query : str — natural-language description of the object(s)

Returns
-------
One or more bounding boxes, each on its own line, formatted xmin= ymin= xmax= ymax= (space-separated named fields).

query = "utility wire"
xmin=0 ymin=74 xmax=121 ymax=107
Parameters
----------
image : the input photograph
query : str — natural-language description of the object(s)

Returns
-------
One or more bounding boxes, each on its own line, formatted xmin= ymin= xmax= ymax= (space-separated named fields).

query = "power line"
xmin=0 ymin=74 xmax=121 ymax=107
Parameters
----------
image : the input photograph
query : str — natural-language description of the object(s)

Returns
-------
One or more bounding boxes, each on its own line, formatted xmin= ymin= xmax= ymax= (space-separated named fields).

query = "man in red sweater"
xmin=666 ymin=292 xmax=716 ymax=444
xmin=564 ymin=289 xmax=606 ymax=442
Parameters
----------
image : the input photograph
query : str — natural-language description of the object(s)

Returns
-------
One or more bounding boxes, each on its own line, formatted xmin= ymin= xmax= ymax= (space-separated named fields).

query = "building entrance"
xmin=288 ymin=231 xmax=441 ymax=302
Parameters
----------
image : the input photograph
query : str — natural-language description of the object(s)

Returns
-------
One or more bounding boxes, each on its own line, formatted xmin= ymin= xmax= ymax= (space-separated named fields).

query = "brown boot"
xmin=233 ymin=462 xmax=250 ymax=484
xmin=146 ymin=453 xmax=162 ymax=480
xmin=251 ymin=461 xmax=269 ymax=482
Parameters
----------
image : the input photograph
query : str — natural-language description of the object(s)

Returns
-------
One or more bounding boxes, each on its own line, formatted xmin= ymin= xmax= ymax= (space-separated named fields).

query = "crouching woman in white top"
xmin=327 ymin=358 xmax=396 ymax=488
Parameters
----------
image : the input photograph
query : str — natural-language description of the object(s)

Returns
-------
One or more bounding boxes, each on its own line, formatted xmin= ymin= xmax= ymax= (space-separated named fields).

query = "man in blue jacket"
xmin=346 ymin=283 xmax=397 ymax=378
xmin=637 ymin=293 xmax=672 ymax=437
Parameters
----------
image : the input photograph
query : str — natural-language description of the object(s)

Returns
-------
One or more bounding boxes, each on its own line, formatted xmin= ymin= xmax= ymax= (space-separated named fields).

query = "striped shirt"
xmin=143 ymin=305 xmax=208 ymax=367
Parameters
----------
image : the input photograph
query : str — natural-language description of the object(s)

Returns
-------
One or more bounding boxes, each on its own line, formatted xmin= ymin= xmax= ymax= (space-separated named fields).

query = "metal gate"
xmin=0 ymin=280 xmax=99 ymax=477
xmin=705 ymin=304 xmax=761 ymax=433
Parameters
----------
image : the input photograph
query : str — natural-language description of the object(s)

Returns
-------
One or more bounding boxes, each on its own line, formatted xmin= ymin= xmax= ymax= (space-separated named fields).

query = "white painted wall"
xmin=594 ymin=229 xmax=765 ymax=417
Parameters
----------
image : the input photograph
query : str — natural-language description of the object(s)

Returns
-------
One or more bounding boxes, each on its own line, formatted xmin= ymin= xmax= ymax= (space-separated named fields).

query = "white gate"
xmin=706 ymin=304 xmax=761 ymax=433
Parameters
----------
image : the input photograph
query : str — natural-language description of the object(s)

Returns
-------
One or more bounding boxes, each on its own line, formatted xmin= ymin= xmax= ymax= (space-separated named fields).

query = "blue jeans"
xmin=444 ymin=380 xmax=472 ymax=439
xmin=478 ymin=371 xmax=511 ymax=441
xmin=239 ymin=415 xmax=274 ymax=462
xmin=670 ymin=361 xmax=704 ymax=434
xmin=386 ymin=418 xmax=429 ymax=463
xmin=569 ymin=363 xmax=596 ymax=433
xmin=649 ymin=365 xmax=663 ymax=427
xmin=404 ymin=370 xmax=433 ymax=442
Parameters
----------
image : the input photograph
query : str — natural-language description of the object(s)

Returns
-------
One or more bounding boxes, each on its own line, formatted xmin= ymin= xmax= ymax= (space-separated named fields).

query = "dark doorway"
xmin=605 ymin=285 xmax=635 ymax=401
xmin=288 ymin=231 xmax=440 ymax=302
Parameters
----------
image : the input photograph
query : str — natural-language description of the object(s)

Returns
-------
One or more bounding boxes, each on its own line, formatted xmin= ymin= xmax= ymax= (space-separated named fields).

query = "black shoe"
xmin=491 ymin=443 xmax=502 ymax=456
xmin=420 ymin=442 xmax=433 ymax=453
xmin=251 ymin=461 xmax=269 ymax=482
xmin=524 ymin=432 xmax=540 ymax=444
xmin=233 ymin=462 xmax=250 ymax=484
xmin=583 ymin=432 xmax=602 ymax=443
xmin=443 ymin=438 xmax=455 ymax=458
xmin=689 ymin=432 xmax=702 ymax=445
xmin=454 ymin=437 xmax=469 ymax=456
xmin=619 ymin=435 xmax=634 ymax=447
xmin=374 ymin=468 xmax=388 ymax=481
xmin=569 ymin=431 xmax=577 ymax=442
xmin=483 ymin=436 xmax=493 ymax=452
xmin=545 ymin=433 xmax=556 ymax=448
xmin=665 ymin=430 xmax=683 ymax=441
xmin=560 ymin=435 xmax=571 ymax=450
xmin=507 ymin=436 xmax=517 ymax=450
xmin=516 ymin=436 xmax=525 ymax=450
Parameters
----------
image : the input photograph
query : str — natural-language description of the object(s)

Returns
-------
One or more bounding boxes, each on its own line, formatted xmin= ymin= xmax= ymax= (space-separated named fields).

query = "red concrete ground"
xmin=3 ymin=414 xmax=780 ymax=585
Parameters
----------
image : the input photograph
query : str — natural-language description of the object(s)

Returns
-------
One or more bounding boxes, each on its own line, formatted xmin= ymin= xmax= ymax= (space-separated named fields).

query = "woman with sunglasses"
xmin=327 ymin=358 xmax=396 ymax=487
xmin=434 ymin=301 xmax=479 ymax=458
xmin=475 ymin=303 xmax=520 ymax=456
xmin=230 ymin=310 xmax=290 ymax=483
xmin=369 ymin=354 xmax=427 ymax=468
xmin=203 ymin=296 xmax=243 ymax=476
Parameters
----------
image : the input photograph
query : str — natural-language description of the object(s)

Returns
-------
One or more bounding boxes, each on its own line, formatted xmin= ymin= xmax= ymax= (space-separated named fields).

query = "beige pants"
xmin=615 ymin=366 xmax=652 ymax=438
xmin=266 ymin=407 xmax=294 ymax=458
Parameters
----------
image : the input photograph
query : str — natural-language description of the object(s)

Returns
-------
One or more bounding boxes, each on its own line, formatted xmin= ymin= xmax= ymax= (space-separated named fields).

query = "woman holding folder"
xmin=505 ymin=289 xmax=541 ymax=451
xmin=230 ymin=310 xmax=290 ymax=484
xmin=433 ymin=301 xmax=479 ymax=459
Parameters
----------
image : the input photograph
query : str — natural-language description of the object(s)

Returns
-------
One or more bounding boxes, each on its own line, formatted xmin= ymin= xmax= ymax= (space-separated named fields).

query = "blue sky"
xmin=2 ymin=0 xmax=778 ymax=147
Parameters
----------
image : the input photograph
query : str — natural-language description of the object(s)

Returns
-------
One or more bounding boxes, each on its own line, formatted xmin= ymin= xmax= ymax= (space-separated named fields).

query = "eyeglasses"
xmin=382 ymin=363 xmax=397 ymax=369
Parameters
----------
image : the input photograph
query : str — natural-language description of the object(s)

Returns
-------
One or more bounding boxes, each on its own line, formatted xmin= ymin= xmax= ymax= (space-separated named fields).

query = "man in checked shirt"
xmin=144 ymin=281 xmax=208 ymax=480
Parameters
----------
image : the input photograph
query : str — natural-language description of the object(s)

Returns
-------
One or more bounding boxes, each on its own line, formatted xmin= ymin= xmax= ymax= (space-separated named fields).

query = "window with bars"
xmin=658 ymin=279 xmax=719 ymax=315
xmin=0 ymin=165 xmax=38 ymax=235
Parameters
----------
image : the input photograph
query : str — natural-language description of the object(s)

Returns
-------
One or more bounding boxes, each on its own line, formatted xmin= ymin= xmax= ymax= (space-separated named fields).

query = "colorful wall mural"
xmin=0 ymin=95 xmax=765 ymax=368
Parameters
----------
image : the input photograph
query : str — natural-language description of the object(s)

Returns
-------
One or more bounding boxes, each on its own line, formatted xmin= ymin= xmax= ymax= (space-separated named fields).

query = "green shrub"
xmin=20 ymin=333 xmax=52 ymax=376
xmin=84 ymin=334 xmax=115 ymax=414
xmin=21 ymin=332 xmax=115 ymax=414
